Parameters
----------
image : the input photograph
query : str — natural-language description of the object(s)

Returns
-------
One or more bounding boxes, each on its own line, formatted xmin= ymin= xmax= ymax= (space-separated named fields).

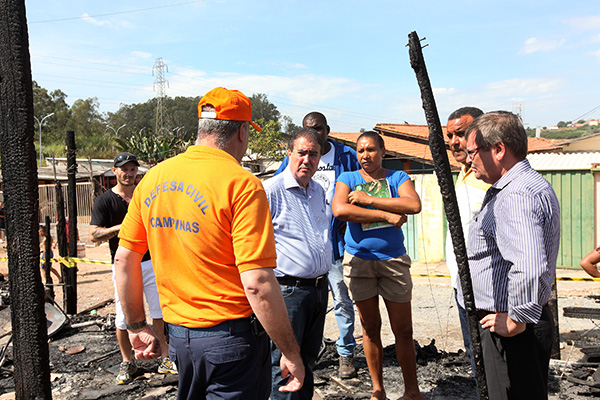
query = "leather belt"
xmin=277 ymin=273 xmax=328 ymax=287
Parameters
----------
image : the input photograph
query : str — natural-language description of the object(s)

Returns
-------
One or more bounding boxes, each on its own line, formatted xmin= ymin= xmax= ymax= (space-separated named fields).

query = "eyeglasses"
xmin=466 ymin=147 xmax=480 ymax=158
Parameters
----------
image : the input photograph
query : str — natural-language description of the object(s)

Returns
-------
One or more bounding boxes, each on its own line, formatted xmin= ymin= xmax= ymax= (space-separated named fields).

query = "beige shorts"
xmin=342 ymin=251 xmax=412 ymax=303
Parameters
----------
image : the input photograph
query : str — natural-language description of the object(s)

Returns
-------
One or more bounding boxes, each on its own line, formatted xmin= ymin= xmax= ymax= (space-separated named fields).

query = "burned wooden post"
xmin=55 ymin=181 xmax=70 ymax=309
xmin=407 ymin=31 xmax=488 ymax=399
xmin=64 ymin=130 xmax=78 ymax=314
xmin=550 ymin=280 xmax=560 ymax=359
xmin=0 ymin=0 xmax=52 ymax=397
xmin=43 ymin=216 xmax=54 ymax=300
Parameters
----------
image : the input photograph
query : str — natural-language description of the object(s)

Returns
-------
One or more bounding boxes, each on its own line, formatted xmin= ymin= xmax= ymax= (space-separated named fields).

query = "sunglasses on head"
xmin=115 ymin=154 xmax=137 ymax=163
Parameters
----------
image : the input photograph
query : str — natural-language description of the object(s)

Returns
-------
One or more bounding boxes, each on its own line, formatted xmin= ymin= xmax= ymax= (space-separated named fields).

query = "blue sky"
xmin=26 ymin=0 xmax=600 ymax=132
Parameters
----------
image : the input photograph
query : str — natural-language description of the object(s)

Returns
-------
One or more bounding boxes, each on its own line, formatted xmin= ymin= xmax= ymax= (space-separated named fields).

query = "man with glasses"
xmin=444 ymin=107 xmax=488 ymax=376
xmin=264 ymin=128 xmax=329 ymax=400
xmin=275 ymin=112 xmax=361 ymax=379
xmin=90 ymin=152 xmax=176 ymax=384
xmin=460 ymin=111 xmax=560 ymax=400
xmin=113 ymin=87 xmax=304 ymax=399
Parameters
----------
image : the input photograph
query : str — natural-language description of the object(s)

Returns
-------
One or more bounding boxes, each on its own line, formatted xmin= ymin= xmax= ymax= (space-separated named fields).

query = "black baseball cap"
xmin=114 ymin=152 xmax=140 ymax=168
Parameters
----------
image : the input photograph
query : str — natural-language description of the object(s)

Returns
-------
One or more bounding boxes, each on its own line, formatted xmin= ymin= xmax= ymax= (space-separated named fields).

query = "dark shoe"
xmin=339 ymin=356 xmax=357 ymax=379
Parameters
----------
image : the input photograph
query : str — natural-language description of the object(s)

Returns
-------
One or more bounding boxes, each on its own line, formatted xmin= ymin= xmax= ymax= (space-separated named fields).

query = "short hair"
xmin=356 ymin=130 xmax=385 ymax=150
xmin=288 ymin=127 xmax=325 ymax=153
xmin=466 ymin=111 xmax=528 ymax=160
xmin=302 ymin=112 xmax=327 ymax=126
xmin=197 ymin=105 xmax=247 ymax=149
xmin=448 ymin=107 xmax=484 ymax=122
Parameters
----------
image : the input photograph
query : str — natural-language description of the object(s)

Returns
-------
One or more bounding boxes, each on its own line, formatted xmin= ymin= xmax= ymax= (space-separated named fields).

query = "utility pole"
xmin=153 ymin=57 xmax=168 ymax=137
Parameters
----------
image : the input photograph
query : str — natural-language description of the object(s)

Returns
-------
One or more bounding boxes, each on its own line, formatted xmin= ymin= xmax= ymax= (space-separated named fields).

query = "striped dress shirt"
xmin=263 ymin=167 xmax=331 ymax=279
xmin=459 ymin=159 xmax=561 ymax=324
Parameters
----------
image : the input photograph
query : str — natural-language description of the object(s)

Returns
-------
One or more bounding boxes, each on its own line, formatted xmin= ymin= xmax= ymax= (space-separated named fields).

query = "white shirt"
xmin=311 ymin=141 xmax=336 ymax=222
xmin=446 ymin=165 xmax=490 ymax=289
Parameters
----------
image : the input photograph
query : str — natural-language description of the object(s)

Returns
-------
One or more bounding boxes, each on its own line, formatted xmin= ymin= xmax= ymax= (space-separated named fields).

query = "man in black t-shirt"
xmin=90 ymin=152 xmax=176 ymax=384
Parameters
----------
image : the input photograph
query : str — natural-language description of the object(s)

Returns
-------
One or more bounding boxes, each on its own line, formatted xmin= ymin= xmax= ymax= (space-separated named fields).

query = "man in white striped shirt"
xmin=264 ymin=128 xmax=331 ymax=400
xmin=461 ymin=111 xmax=560 ymax=400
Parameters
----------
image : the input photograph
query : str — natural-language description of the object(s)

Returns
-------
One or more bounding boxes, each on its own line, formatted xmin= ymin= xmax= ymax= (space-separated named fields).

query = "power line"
xmin=571 ymin=104 xmax=600 ymax=123
xmin=30 ymin=0 xmax=205 ymax=24
xmin=32 ymin=55 xmax=151 ymax=74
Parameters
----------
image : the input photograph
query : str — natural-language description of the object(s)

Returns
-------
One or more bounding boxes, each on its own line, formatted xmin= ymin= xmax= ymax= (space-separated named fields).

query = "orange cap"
xmin=198 ymin=87 xmax=262 ymax=132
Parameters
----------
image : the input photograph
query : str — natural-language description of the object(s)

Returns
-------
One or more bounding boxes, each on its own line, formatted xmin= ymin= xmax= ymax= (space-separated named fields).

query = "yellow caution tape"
xmin=411 ymin=273 xmax=600 ymax=282
xmin=0 ymin=257 xmax=112 ymax=268
xmin=556 ymin=276 xmax=600 ymax=282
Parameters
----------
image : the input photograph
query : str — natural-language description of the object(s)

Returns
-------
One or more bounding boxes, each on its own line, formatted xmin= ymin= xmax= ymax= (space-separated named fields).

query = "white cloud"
xmin=81 ymin=13 xmax=111 ymax=27
xmin=279 ymin=62 xmax=309 ymax=70
xmin=432 ymin=87 xmax=456 ymax=95
xmin=520 ymin=37 xmax=566 ymax=54
xmin=484 ymin=78 xmax=561 ymax=97
xmin=130 ymin=51 xmax=153 ymax=60
xmin=565 ymin=15 xmax=600 ymax=31
xmin=80 ymin=13 xmax=133 ymax=29
xmin=587 ymin=49 xmax=600 ymax=62
xmin=167 ymin=70 xmax=370 ymax=105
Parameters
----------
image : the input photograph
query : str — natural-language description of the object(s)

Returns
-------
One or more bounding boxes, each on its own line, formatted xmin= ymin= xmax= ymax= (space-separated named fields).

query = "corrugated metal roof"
xmin=527 ymin=152 xmax=600 ymax=171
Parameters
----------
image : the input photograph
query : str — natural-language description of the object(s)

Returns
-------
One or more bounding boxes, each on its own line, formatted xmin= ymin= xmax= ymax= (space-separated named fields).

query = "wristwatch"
xmin=126 ymin=320 xmax=147 ymax=330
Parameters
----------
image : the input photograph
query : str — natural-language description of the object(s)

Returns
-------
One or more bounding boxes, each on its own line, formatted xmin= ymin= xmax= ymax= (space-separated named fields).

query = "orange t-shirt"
xmin=119 ymin=145 xmax=277 ymax=328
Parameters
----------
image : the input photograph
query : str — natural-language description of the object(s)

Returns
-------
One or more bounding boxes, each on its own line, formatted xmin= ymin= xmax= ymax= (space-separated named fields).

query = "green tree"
xmin=245 ymin=118 xmax=286 ymax=172
xmin=164 ymin=96 xmax=201 ymax=144
xmin=557 ymin=121 xmax=567 ymax=128
xmin=250 ymin=93 xmax=280 ymax=122
xmin=33 ymin=81 xmax=70 ymax=156
xmin=281 ymin=115 xmax=299 ymax=136
xmin=115 ymin=127 xmax=191 ymax=165
xmin=66 ymin=98 xmax=107 ymax=156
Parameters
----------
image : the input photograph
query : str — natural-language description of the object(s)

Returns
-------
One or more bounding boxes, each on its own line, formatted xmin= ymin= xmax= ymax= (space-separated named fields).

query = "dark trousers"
xmin=271 ymin=282 xmax=328 ymax=400
xmin=479 ymin=305 xmax=554 ymax=400
xmin=167 ymin=319 xmax=271 ymax=400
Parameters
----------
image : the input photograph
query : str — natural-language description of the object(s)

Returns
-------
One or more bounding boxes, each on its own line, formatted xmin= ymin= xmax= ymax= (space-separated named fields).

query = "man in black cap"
xmin=90 ymin=152 xmax=176 ymax=384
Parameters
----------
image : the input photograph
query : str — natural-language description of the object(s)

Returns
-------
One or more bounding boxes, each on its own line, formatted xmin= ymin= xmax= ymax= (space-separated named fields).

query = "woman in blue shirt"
xmin=332 ymin=131 xmax=424 ymax=400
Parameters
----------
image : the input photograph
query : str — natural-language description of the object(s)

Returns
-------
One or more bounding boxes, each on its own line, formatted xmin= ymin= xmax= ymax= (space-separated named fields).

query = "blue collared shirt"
xmin=459 ymin=159 xmax=561 ymax=324
xmin=263 ymin=167 xmax=331 ymax=279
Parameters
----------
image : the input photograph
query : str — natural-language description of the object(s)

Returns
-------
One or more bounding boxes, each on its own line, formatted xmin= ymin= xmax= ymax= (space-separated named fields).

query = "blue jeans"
xmin=271 ymin=281 xmax=328 ymax=400
xmin=455 ymin=289 xmax=476 ymax=378
xmin=167 ymin=319 xmax=271 ymax=400
xmin=328 ymin=258 xmax=356 ymax=357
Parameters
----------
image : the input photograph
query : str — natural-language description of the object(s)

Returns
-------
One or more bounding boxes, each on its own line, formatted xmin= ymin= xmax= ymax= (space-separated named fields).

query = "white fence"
xmin=38 ymin=182 xmax=95 ymax=225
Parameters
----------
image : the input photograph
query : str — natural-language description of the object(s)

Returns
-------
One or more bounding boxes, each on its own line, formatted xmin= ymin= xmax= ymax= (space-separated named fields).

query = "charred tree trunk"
xmin=407 ymin=31 xmax=488 ymax=399
xmin=65 ymin=131 xmax=77 ymax=314
xmin=0 ymin=0 xmax=52 ymax=398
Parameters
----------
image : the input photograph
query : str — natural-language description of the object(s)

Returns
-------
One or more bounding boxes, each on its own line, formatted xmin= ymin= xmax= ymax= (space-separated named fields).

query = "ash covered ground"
xmin=1 ymin=246 xmax=600 ymax=398
xmin=0 ymin=309 xmax=599 ymax=399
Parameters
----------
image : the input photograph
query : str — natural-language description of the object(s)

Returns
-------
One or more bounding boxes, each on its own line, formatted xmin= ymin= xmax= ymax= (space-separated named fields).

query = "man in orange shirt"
xmin=113 ymin=87 xmax=304 ymax=400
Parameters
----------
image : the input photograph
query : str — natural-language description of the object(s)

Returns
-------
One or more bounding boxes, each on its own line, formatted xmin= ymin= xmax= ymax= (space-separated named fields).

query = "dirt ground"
xmin=0 ymin=235 xmax=600 ymax=399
